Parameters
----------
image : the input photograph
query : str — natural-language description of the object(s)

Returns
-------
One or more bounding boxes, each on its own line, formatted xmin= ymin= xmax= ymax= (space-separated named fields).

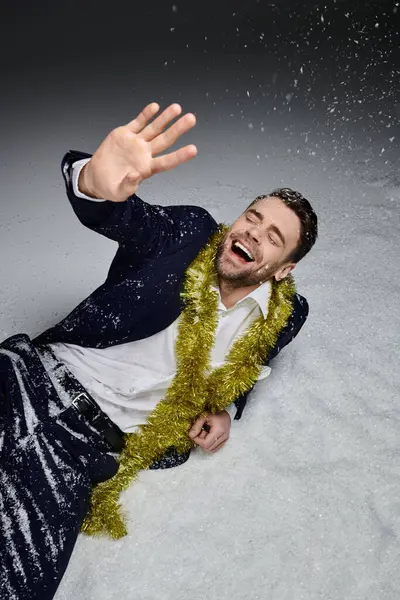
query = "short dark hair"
xmin=247 ymin=187 xmax=318 ymax=263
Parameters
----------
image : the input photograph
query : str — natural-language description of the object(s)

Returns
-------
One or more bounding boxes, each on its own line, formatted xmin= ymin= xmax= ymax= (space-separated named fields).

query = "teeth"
xmin=233 ymin=241 xmax=254 ymax=261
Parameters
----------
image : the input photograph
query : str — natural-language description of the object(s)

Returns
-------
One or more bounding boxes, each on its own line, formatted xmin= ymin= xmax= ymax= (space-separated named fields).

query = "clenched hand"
xmin=79 ymin=102 xmax=197 ymax=202
xmin=188 ymin=411 xmax=231 ymax=453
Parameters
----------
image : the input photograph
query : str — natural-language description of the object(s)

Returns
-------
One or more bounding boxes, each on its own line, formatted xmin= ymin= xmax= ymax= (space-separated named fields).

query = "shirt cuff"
xmin=72 ymin=158 xmax=107 ymax=202
xmin=257 ymin=365 xmax=272 ymax=381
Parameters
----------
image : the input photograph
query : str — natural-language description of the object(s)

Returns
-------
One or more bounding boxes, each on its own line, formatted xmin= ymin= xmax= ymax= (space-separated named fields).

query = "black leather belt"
xmin=70 ymin=391 xmax=125 ymax=453
xmin=35 ymin=344 xmax=125 ymax=453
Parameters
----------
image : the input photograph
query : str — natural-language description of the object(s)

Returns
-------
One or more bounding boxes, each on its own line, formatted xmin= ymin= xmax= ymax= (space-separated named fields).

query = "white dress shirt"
xmin=49 ymin=159 xmax=272 ymax=433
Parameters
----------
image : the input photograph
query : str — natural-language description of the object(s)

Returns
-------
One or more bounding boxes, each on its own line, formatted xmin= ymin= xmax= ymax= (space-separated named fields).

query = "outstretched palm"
xmin=81 ymin=103 xmax=198 ymax=202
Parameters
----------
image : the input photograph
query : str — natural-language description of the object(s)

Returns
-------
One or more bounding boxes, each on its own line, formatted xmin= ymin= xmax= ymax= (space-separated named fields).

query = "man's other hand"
xmin=79 ymin=102 xmax=198 ymax=202
xmin=188 ymin=411 xmax=231 ymax=453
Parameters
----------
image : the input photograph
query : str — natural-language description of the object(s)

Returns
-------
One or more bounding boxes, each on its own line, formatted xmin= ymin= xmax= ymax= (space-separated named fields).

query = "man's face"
xmin=215 ymin=197 xmax=301 ymax=287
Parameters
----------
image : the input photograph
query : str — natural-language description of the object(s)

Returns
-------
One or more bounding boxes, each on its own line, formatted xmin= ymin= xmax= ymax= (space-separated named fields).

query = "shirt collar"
xmin=245 ymin=280 xmax=272 ymax=318
xmin=211 ymin=279 xmax=272 ymax=319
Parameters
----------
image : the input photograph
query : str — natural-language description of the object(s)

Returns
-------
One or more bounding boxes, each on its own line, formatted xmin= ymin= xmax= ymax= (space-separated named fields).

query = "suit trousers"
xmin=0 ymin=333 xmax=119 ymax=600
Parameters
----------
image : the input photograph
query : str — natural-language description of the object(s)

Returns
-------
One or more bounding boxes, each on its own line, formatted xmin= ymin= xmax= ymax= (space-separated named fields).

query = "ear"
xmin=274 ymin=263 xmax=296 ymax=281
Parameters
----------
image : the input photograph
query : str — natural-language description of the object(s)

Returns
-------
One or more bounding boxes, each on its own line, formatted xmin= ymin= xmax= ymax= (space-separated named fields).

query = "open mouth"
xmin=230 ymin=240 xmax=255 ymax=263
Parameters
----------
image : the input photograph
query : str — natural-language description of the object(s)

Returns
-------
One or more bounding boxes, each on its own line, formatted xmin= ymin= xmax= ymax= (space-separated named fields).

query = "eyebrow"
xmin=246 ymin=209 xmax=286 ymax=246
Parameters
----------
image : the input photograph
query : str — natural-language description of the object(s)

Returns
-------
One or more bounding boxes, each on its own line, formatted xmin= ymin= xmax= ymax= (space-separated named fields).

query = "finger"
xmin=208 ymin=435 xmax=228 ymax=453
xmin=125 ymin=102 xmax=161 ymax=134
xmin=211 ymin=440 xmax=227 ymax=454
xmin=188 ymin=416 xmax=207 ymax=439
xmin=151 ymin=113 xmax=197 ymax=155
xmin=151 ymin=145 xmax=198 ymax=175
xmin=203 ymin=432 xmax=225 ymax=452
xmin=140 ymin=103 xmax=182 ymax=142
xmin=191 ymin=435 xmax=207 ymax=449
xmin=192 ymin=429 xmax=207 ymax=443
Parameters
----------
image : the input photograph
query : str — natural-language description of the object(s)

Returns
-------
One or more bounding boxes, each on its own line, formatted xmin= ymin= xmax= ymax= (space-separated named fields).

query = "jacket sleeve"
xmin=62 ymin=150 xmax=216 ymax=257
xmin=232 ymin=293 xmax=309 ymax=420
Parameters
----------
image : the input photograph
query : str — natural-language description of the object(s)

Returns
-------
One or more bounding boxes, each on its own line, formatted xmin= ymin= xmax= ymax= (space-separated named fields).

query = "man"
xmin=0 ymin=102 xmax=317 ymax=599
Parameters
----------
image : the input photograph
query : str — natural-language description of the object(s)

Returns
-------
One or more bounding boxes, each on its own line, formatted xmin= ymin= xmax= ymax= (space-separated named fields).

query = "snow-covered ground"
xmin=1 ymin=3 xmax=399 ymax=597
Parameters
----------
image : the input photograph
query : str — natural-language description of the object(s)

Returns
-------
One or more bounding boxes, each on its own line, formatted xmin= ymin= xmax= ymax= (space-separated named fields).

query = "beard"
xmin=214 ymin=232 xmax=279 ymax=288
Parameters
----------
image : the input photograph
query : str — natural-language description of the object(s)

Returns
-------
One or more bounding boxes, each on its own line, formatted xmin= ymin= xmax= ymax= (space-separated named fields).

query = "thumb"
xmin=120 ymin=171 xmax=141 ymax=200
xmin=188 ymin=416 xmax=208 ymax=439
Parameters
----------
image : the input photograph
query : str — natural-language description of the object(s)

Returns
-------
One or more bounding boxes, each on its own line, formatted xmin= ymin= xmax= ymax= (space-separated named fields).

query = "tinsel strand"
xmin=81 ymin=225 xmax=296 ymax=539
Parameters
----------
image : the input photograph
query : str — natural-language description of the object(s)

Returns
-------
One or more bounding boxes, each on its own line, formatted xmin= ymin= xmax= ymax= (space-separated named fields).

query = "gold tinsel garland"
xmin=81 ymin=225 xmax=296 ymax=539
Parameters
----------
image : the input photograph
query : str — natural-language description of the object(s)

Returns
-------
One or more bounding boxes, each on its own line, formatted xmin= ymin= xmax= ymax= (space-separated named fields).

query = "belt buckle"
xmin=71 ymin=392 xmax=92 ymax=413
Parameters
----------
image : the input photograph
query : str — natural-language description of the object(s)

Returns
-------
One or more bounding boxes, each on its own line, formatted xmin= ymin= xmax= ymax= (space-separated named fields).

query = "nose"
xmin=246 ymin=225 xmax=261 ymax=245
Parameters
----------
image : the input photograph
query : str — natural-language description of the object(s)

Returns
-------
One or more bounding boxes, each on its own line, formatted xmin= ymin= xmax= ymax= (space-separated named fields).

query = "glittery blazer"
xmin=33 ymin=150 xmax=309 ymax=422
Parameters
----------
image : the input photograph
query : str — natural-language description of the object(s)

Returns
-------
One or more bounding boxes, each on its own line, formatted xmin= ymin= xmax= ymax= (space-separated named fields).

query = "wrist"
xmin=221 ymin=409 xmax=231 ymax=422
xmin=78 ymin=163 xmax=101 ymax=199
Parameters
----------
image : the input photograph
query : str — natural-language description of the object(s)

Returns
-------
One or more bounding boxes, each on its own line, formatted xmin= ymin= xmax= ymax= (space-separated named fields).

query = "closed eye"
xmin=268 ymin=234 xmax=278 ymax=245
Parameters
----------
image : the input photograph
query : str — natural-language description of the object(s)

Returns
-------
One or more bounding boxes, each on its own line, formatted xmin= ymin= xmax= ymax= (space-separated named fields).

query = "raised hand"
xmin=79 ymin=103 xmax=198 ymax=202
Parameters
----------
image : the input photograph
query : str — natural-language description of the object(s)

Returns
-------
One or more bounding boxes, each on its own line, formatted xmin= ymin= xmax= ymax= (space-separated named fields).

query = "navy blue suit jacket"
xmin=33 ymin=150 xmax=309 ymax=420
